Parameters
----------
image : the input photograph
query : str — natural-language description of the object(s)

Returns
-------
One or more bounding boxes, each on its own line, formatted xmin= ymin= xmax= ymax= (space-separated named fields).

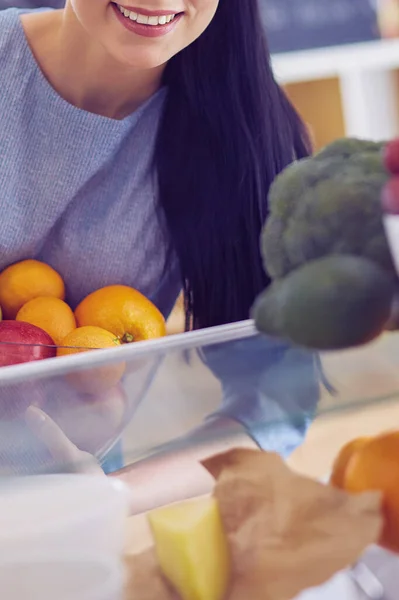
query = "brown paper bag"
xmin=203 ymin=449 xmax=382 ymax=600
xmin=125 ymin=448 xmax=382 ymax=600
xmin=125 ymin=550 xmax=177 ymax=600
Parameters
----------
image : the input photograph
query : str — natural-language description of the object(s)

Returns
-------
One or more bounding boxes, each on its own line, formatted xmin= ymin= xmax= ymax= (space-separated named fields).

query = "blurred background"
xmin=3 ymin=0 xmax=399 ymax=335
xmin=167 ymin=0 xmax=399 ymax=333
xmin=1 ymin=0 xmax=397 ymax=332
xmin=264 ymin=0 xmax=399 ymax=151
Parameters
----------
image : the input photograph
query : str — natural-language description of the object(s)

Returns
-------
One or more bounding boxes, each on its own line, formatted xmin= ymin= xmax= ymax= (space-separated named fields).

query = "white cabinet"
xmin=272 ymin=38 xmax=399 ymax=141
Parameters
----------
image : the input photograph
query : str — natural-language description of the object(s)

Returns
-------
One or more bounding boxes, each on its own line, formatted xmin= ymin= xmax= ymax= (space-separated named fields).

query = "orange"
xmin=330 ymin=437 xmax=370 ymax=489
xmin=344 ymin=431 xmax=399 ymax=553
xmin=75 ymin=285 xmax=166 ymax=343
xmin=16 ymin=297 xmax=76 ymax=345
xmin=0 ymin=259 xmax=65 ymax=319
xmin=57 ymin=326 xmax=126 ymax=394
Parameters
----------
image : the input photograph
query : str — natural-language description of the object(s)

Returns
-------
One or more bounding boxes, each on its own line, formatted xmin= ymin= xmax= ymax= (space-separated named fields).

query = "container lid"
xmin=0 ymin=475 xmax=130 ymax=559
xmin=0 ymin=558 xmax=124 ymax=600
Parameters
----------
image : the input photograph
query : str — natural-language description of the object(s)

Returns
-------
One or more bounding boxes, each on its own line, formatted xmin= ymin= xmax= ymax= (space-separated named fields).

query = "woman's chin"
xmin=111 ymin=47 xmax=170 ymax=72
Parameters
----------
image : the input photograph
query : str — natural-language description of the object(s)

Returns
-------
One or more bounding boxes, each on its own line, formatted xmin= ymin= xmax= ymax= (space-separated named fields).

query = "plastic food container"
xmin=0 ymin=475 xmax=129 ymax=599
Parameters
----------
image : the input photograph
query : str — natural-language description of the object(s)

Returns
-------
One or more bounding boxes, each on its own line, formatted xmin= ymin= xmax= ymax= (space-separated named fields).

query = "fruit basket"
xmin=1 ymin=318 xmax=399 ymax=480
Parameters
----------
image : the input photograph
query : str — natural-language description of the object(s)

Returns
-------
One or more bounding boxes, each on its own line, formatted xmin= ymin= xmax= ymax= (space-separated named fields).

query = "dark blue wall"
xmin=0 ymin=0 xmax=381 ymax=53
xmin=0 ymin=0 xmax=63 ymax=6
xmin=260 ymin=0 xmax=380 ymax=54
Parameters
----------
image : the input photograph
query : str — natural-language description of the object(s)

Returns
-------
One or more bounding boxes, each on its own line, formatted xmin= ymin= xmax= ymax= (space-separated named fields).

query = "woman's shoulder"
xmin=0 ymin=8 xmax=31 ymax=61
xmin=0 ymin=7 xmax=53 ymax=95
xmin=0 ymin=7 xmax=52 ymax=51
xmin=0 ymin=7 xmax=21 ymax=34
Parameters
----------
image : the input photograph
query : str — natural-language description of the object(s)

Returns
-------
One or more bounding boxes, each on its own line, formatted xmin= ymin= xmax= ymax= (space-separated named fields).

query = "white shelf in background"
xmin=271 ymin=38 xmax=399 ymax=85
xmin=271 ymin=38 xmax=399 ymax=142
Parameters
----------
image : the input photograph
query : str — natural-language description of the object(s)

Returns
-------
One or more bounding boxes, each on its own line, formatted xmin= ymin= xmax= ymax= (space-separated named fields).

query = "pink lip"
xmin=117 ymin=5 xmax=181 ymax=16
xmin=112 ymin=3 xmax=183 ymax=38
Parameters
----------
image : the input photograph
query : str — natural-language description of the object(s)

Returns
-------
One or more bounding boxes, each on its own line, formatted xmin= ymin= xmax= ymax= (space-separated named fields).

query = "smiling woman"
xmin=0 ymin=0 xmax=318 ymax=479
xmin=52 ymin=0 xmax=220 ymax=80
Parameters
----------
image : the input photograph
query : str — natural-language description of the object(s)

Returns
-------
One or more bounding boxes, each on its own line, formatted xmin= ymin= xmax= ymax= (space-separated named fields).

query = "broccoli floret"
xmin=314 ymin=138 xmax=385 ymax=161
xmin=262 ymin=138 xmax=393 ymax=280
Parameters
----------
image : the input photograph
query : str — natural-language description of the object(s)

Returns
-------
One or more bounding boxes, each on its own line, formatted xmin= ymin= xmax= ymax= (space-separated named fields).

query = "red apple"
xmin=0 ymin=321 xmax=56 ymax=367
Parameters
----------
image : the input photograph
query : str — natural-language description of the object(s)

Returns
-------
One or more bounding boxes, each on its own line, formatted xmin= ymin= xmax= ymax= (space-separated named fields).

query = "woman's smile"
xmin=111 ymin=2 xmax=184 ymax=37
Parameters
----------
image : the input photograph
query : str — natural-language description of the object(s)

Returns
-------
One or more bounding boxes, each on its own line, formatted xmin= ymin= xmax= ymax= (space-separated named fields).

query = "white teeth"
xmin=116 ymin=5 xmax=177 ymax=25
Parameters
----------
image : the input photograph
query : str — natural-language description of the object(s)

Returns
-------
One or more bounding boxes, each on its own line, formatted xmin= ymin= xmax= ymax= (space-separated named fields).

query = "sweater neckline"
xmin=11 ymin=7 xmax=166 ymax=128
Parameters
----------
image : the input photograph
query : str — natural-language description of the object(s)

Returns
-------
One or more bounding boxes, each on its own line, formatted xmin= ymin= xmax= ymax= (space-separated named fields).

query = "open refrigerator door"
xmin=1 ymin=321 xmax=399 ymax=597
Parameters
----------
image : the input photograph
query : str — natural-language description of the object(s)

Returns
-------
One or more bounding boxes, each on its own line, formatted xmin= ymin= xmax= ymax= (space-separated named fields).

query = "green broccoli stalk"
xmin=252 ymin=255 xmax=395 ymax=350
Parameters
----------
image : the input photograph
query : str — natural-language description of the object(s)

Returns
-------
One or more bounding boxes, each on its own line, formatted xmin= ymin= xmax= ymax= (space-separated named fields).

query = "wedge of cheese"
xmin=148 ymin=497 xmax=231 ymax=600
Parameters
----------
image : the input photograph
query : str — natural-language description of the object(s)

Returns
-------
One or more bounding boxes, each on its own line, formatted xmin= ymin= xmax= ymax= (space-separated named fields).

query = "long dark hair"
xmin=156 ymin=0 xmax=311 ymax=330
